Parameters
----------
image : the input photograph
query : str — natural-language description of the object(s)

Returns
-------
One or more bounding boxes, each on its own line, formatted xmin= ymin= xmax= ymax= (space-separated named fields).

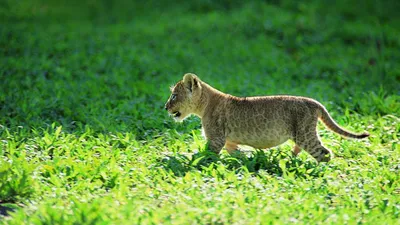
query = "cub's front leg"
xmin=202 ymin=122 xmax=225 ymax=154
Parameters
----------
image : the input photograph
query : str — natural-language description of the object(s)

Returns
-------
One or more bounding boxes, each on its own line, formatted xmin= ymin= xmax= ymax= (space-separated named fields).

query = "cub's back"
xmin=224 ymin=95 xmax=320 ymax=129
xmin=226 ymin=95 xmax=319 ymax=116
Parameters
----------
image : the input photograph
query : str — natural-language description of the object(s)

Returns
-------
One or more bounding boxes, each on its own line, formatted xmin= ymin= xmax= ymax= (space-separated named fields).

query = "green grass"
xmin=1 ymin=0 xmax=399 ymax=224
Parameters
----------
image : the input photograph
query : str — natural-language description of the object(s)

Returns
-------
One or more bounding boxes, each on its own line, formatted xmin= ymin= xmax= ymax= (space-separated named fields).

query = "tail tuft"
xmin=317 ymin=106 xmax=370 ymax=139
xmin=358 ymin=132 xmax=370 ymax=139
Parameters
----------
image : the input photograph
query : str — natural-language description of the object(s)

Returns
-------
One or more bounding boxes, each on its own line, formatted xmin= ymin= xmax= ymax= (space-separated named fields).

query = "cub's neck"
xmin=193 ymin=81 xmax=227 ymax=118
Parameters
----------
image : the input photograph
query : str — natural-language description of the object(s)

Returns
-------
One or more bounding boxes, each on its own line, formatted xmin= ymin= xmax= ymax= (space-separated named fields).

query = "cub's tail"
xmin=317 ymin=106 xmax=369 ymax=139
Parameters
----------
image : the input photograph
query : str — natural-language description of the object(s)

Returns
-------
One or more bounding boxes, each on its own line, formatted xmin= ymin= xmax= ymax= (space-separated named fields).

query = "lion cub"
xmin=165 ymin=73 xmax=369 ymax=162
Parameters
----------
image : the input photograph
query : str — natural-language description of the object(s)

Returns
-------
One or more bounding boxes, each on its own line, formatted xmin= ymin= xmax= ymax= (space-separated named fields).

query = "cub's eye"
xmin=171 ymin=94 xmax=177 ymax=101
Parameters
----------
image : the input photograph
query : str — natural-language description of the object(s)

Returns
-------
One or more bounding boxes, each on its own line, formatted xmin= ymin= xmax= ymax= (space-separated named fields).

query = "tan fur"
xmin=165 ymin=73 xmax=369 ymax=162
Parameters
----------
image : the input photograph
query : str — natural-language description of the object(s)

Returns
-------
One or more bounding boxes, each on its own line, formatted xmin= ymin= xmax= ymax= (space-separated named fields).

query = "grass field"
xmin=1 ymin=0 xmax=399 ymax=224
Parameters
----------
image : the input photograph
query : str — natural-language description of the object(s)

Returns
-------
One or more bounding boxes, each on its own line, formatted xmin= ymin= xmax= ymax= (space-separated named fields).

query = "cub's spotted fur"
xmin=165 ymin=73 xmax=369 ymax=162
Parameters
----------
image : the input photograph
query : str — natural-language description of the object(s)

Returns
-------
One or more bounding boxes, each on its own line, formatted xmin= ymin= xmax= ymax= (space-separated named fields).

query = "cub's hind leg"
xmin=294 ymin=120 xmax=332 ymax=162
xmin=295 ymin=133 xmax=332 ymax=162
xmin=292 ymin=145 xmax=302 ymax=156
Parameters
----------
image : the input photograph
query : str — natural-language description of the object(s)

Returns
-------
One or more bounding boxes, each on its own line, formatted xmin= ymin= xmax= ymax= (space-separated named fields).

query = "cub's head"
xmin=165 ymin=73 xmax=202 ymax=122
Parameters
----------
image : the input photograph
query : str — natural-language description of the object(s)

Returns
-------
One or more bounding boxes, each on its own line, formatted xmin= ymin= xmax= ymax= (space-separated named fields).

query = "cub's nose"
xmin=164 ymin=104 xmax=168 ymax=110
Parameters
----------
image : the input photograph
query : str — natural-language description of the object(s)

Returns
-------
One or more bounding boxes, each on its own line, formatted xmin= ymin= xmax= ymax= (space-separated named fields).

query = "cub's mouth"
xmin=172 ymin=111 xmax=181 ymax=118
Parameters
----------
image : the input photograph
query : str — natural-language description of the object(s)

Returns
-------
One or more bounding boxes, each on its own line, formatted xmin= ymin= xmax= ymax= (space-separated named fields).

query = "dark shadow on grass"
xmin=0 ymin=203 xmax=16 ymax=217
xmin=157 ymin=149 xmax=329 ymax=178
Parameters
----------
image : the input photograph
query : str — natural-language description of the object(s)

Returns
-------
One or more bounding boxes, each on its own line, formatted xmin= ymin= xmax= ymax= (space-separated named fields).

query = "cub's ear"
xmin=183 ymin=73 xmax=200 ymax=92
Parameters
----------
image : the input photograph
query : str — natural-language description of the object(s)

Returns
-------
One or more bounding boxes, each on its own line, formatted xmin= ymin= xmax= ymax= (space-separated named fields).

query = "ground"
xmin=0 ymin=0 xmax=399 ymax=224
